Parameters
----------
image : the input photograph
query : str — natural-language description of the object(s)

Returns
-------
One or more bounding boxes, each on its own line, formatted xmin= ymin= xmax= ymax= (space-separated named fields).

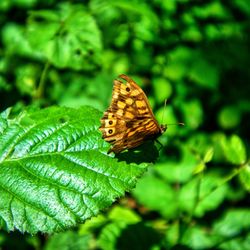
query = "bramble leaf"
xmin=0 ymin=106 xmax=147 ymax=234
xmin=27 ymin=3 xmax=102 ymax=70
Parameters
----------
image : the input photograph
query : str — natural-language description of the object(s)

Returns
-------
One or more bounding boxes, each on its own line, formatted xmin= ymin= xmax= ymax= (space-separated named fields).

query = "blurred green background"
xmin=0 ymin=0 xmax=249 ymax=249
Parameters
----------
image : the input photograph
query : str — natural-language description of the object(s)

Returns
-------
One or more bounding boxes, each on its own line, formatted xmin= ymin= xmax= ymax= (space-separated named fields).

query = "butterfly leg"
xmin=155 ymin=139 xmax=164 ymax=151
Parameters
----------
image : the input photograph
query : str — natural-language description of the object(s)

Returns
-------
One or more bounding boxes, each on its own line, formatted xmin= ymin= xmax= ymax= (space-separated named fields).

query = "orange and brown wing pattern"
xmin=99 ymin=74 xmax=163 ymax=154
xmin=105 ymin=119 xmax=161 ymax=153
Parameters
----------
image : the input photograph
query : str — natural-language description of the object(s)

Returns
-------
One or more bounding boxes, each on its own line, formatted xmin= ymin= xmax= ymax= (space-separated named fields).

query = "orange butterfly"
xmin=100 ymin=74 xmax=183 ymax=154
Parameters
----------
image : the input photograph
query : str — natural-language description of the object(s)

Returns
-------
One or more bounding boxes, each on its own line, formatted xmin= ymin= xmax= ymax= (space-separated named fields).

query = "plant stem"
xmin=34 ymin=61 xmax=50 ymax=100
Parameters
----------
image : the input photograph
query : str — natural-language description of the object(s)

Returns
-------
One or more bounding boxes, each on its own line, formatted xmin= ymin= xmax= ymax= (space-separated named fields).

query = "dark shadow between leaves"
xmin=116 ymin=141 xmax=159 ymax=164
xmin=115 ymin=222 xmax=162 ymax=250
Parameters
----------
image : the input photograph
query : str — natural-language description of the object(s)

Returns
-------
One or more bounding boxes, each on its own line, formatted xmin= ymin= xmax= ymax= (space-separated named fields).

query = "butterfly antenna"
xmin=161 ymin=99 xmax=168 ymax=124
xmin=167 ymin=122 xmax=185 ymax=126
xmin=161 ymin=99 xmax=185 ymax=127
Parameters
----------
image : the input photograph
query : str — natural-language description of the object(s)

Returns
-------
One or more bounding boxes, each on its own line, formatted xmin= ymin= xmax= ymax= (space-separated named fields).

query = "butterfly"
xmin=99 ymin=74 xmax=180 ymax=154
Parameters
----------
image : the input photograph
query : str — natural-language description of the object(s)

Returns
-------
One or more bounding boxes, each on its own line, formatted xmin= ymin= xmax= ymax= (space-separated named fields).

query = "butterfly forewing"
xmin=100 ymin=74 xmax=165 ymax=154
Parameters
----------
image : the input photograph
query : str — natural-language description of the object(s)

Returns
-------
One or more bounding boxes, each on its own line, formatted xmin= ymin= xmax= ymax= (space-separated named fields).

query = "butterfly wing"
xmin=107 ymin=119 xmax=161 ymax=153
xmin=100 ymin=74 xmax=162 ymax=154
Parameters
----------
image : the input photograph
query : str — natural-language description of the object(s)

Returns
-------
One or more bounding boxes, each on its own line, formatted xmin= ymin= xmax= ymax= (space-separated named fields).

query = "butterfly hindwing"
xmin=100 ymin=111 xmax=127 ymax=142
xmin=108 ymin=119 xmax=161 ymax=153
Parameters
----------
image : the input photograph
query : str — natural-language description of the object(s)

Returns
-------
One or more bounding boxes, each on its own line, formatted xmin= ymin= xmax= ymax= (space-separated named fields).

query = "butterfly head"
xmin=161 ymin=122 xmax=185 ymax=134
xmin=160 ymin=124 xmax=167 ymax=134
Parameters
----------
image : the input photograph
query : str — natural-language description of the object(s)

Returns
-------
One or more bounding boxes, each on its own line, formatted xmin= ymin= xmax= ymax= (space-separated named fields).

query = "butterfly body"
xmin=100 ymin=74 xmax=167 ymax=154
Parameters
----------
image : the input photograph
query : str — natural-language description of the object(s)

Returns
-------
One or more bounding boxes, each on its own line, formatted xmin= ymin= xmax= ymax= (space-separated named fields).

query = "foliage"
xmin=0 ymin=0 xmax=249 ymax=249
xmin=0 ymin=106 xmax=147 ymax=233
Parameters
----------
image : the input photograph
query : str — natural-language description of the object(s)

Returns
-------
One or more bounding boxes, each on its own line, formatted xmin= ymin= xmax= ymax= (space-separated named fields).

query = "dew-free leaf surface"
xmin=0 ymin=106 xmax=147 ymax=234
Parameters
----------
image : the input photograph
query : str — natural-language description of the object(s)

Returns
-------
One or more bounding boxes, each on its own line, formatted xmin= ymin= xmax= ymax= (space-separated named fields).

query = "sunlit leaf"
xmin=203 ymin=147 xmax=214 ymax=163
xmin=218 ymin=106 xmax=241 ymax=129
xmin=220 ymin=135 xmax=246 ymax=165
xmin=108 ymin=206 xmax=141 ymax=224
xmin=179 ymin=173 xmax=229 ymax=216
xmin=213 ymin=209 xmax=250 ymax=237
xmin=98 ymin=221 xmax=161 ymax=250
xmin=45 ymin=231 xmax=92 ymax=250
xmin=27 ymin=3 xmax=102 ymax=70
xmin=132 ymin=174 xmax=177 ymax=218
xmin=239 ymin=162 xmax=250 ymax=191
xmin=0 ymin=106 xmax=147 ymax=233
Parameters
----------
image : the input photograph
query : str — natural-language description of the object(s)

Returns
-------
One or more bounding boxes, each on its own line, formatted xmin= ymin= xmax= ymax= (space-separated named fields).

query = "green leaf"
xmin=155 ymin=106 xmax=179 ymax=136
xmin=0 ymin=108 xmax=11 ymax=133
xmin=192 ymin=2 xmax=230 ymax=19
xmin=108 ymin=206 xmax=141 ymax=224
xmin=164 ymin=222 xmax=179 ymax=248
xmin=152 ymin=77 xmax=173 ymax=103
xmin=163 ymin=46 xmax=193 ymax=81
xmin=27 ymin=3 xmax=102 ymax=70
xmin=203 ymin=147 xmax=214 ymax=163
xmin=220 ymin=134 xmax=246 ymax=165
xmin=2 ymin=23 xmax=39 ymax=58
xmin=155 ymin=145 xmax=198 ymax=183
xmin=45 ymin=231 xmax=92 ymax=250
xmin=193 ymin=162 xmax=206 ymax=174
xmin=239 ymin=162 xmax=250 ymax=191
xmin=188 ymin=58 xmax=219 ymax=89
xmin=132 ymin=174 xmax=177 ymax=218
xmin=188 ymin=146 xmax=214 ymax=174
xmin=182 ymin=26 xmax=202 ymax=42
xmin=98 ymin=221 xmax=161 ymax=250
xmin=178 ymin=209 xmax=250 ymax=249
xmin=181 ymin=99 xmax=203 ymax=129
xmin=195 ymin=177 xmax=229 ymax=217
xmin=181 ymin=225 xmax=217 ymax=249
xmin=234 ymin=0 xmax=250 ymax=15
xmin=218 ymin=235 xmax=250 ymax=250
xmin=179 ymin=173 xmax=229 ymax=217
xmin=79 ymin=214 xmax=107 ymax=235
xmin=218 ymin=105 xmax=241 ymax=129
xmin=213 ymin=209 xmax=250 ymax=237
xmin=15 ymin=64 xmax=41 ymax=96
xmin=0 ymin=106 xmax=147 ymax=234
xmin=97 ymin=221 xmax=127 ymax=250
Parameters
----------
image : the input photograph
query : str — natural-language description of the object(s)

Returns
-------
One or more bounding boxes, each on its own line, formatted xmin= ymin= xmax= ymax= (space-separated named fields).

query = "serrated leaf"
xmin=0 ymin=108 xmax=11 ymax=133
xmin=0 ymin=106 xmax=147 ymax=234
xmin=27 ymin=3 xmax=102 ymax=70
